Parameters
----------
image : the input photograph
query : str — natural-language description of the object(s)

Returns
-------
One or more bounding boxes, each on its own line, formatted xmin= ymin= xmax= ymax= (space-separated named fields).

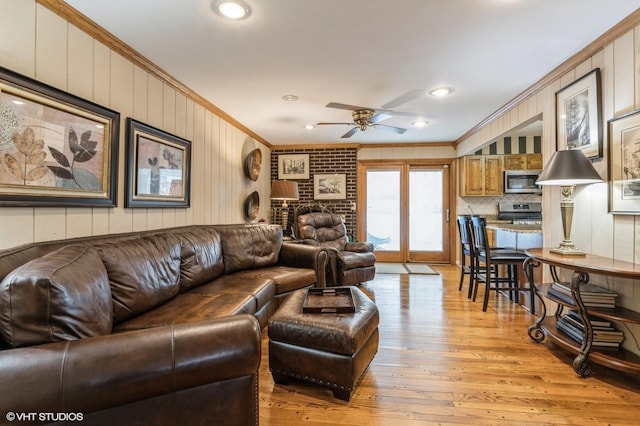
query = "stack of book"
xmin=557 ymin=310 xmax=624 ymax=348
xmin=547 ymin=281 xmax=617 ymax=309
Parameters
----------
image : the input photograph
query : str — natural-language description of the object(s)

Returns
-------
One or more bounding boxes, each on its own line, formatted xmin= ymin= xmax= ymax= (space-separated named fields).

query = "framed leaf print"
xmin=125 ymin=118 xmax=191 ymax=208
xmin=0 ymin=66 xmax=119 ymax=207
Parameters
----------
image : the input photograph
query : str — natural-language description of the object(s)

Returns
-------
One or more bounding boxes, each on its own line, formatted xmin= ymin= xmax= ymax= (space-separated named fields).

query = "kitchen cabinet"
xmin=503 ymin=153 xmax=542 ymax=170
xmin=502 ymin=153 xmax=541 ymax=170
xmin=460 ymin=155 xmax=503 ymax=196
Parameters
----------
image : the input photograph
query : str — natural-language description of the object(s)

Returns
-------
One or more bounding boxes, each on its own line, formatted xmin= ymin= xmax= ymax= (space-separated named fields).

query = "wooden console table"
xmin=524 ymin=248 xmax=640 ymax=377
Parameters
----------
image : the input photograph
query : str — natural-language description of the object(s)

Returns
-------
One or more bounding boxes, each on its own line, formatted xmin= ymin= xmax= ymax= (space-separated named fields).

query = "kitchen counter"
xmin=487 ymin=224 xmax=542 ymax=250
xmin=486 ymin=224 xmax=542 ymax=233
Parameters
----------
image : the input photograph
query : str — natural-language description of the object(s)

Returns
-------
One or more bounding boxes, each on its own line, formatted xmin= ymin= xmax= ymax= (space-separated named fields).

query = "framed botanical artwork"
xmin=608 ymin=109 xmax=640 ymax=214
xmin=125 ymin=118 xmax=191 ymax=208
xmin=556 ymin=68 xmax=602 ymax=159
xmin=278 ymin=154 xmax=309 ymax=179
xmin=314 ymin=174 xmax=346 ymax=200
xmin=0 ymin=66 xmax=119 ymax=207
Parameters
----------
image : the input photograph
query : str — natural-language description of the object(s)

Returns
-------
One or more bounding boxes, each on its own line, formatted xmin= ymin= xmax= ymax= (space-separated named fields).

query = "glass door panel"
xmin=408 ymin=167 xmax=448 ymax=262
xmin=366 ymin=170 xmax=401 ymax=260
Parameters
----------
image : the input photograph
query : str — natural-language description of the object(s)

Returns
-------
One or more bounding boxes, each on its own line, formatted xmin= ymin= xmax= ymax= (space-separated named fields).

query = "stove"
xmin=498 ymin=202 xmax=542 ymax=225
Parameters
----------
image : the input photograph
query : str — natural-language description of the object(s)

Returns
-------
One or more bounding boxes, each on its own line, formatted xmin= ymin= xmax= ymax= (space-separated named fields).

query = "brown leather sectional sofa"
xmin=0 ymin=223 xmax=328 ymax=425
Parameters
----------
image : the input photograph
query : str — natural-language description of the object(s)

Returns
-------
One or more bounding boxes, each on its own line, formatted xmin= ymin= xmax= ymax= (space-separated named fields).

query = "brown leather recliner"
xmin=297 ymin=212 xmax=375 ymax=286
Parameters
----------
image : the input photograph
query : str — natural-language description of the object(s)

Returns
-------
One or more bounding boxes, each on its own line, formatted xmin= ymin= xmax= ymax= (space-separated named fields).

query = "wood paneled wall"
xmin=0 ymin=0 xmax=270 ymax=250
xmin=456 ymin=17 xmax=640 ymax=352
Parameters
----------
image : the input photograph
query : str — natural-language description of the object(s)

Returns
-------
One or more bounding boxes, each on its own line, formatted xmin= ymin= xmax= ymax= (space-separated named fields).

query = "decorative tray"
xmin=303 ymin=287 xmax=355 ymax=314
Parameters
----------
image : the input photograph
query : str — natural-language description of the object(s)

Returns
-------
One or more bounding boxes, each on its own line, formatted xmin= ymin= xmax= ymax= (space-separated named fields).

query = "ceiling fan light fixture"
xmin=412 ymin=120 xmax=429 ymax=127
xmin=214 ymin=0 xmax=251 ymax=20
xmin=429 ymin=87 xmax=452 ymax=97
xmin=304 ymin=124 xmax=315 ymax=130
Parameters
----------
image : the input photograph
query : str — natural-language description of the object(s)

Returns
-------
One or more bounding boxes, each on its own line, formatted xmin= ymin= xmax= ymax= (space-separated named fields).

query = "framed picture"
xmin=278 ymin=154 xmax=309 ymax=179
xmin=125 ymin=118 xmax=191 ymax=208
xmin=608 ymin=109 xmax=640 ymax=214
xmin=0 ymin=66 xmax=119 ymax=207
xmin=556 ymin=68 xmax=602 ymax=159
xmin=314 ymin=174 xmax=346 ymax=200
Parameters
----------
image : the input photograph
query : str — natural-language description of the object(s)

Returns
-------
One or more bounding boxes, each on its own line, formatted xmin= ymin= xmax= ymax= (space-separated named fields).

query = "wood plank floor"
xmin=258 ymin=265 xmax=640 ymax=425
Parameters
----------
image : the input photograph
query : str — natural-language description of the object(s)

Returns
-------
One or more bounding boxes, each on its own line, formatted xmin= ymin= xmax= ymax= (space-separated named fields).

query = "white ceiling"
xmin=63 ymin=0 xmax=639 ymax=146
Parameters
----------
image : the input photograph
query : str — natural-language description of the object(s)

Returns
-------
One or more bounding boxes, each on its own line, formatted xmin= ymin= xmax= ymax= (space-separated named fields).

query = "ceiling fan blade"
xmin=341 ymin=127 xmax=359 ymax=138
xmin=380 ymin=89 xmax=426 ymax=109
xmin=370 ymin=113 xmax=391 ymax=123
xmin=325 ymin=102 xmax=367 ymax=111
xmin=375 ymin=124 xmax=407 ymax=135
xmin=316 ymin=122 xmax=354 ymax=126
xmin=385 ymin=110 xmax=423 ymax=118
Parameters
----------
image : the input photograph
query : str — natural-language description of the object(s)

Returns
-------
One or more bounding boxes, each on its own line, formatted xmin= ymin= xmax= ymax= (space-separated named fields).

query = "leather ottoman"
xmin=268 ymin=286 xmax=379 ymax=401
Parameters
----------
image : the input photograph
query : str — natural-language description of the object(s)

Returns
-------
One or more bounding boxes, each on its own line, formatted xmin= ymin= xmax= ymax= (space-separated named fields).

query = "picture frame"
xmin=278 ymin=154 xmax=309 ymax=179
xmin=608 ymin=109 xmax=640 ymax=214
xmin=125 ymin=118 xmax=191 ymax=208
xmin=555 ymin=68 xmax=602 ymax=159
xmin=314 ymin=174 xmax=346 ymax=200
xmin=0 ymin=66 xmax=119 ymax=207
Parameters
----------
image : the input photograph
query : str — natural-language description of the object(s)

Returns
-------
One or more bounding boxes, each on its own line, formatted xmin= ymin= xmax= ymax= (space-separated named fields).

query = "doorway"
xmin=357 ymin=160 xmax=454 ymax=263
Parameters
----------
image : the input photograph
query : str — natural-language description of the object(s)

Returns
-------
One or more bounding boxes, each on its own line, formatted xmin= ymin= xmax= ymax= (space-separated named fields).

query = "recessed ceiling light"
xmin=412 ymin=120 xmax=429 ymax=127
xmin=304 ymin=124 xmax=315 ymax=130
xmin=429 ymin=87 xmax=452 ymax=97
xmin=214 ymin=0 xmax=251 ymax=20
xmin=282 ymin=94 xmax=299 ymax=102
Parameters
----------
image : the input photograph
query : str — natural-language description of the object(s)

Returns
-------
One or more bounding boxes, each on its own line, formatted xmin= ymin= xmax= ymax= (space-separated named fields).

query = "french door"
xmin=357 ymin=160 xmax=453 ymax=263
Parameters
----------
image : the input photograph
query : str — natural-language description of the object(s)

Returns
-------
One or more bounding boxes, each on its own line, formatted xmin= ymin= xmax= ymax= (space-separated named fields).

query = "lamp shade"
xmin=270 ymin=180 xmax=299 ymax=200
xmin=536 ymin=149 xmax=603 ymax=186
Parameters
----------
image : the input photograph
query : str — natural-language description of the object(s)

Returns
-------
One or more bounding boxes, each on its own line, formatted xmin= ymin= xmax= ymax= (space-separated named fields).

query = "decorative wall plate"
xmin=244 ymin=148 xmax=262 ymax=181
xmin=244 ymin=191 xmax=260 ymax=221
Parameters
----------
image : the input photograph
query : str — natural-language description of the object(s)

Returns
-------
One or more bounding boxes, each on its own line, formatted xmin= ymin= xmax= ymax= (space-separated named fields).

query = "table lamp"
xmin=270 ymin=180 xmax=299 ymax=234
xmin=535 ymin=149 xmax=603 ymax=256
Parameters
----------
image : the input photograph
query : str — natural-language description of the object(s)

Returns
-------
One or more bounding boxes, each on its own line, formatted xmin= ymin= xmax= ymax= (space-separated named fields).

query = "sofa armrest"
xmin=0 ymin=315 xmax=261 ymax=421
xmin=279 ymin=243 xmax=329 ymax=288
xmin=345 ymin=241 xmax=375 ymax=253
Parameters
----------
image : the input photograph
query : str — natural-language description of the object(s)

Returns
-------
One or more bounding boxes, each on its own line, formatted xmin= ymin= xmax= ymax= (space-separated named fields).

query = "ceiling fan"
xmin=316 ymin=98 xmax=423 ymax=138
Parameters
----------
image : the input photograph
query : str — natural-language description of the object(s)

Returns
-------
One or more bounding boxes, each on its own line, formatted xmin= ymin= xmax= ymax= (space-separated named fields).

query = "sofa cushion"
xmin=178 ymin=228 xmax=225 ymax=291
xmin=234 ymin=266 xmax=316 ymax=295
xmin=96 ymin=235 xmax=181 ymax=323
xmin=113 ymin=293 xmax=256 ymax=332
xmin=190 ymin=274 xmax=276 ymax=311
xmin=0 ymin=245 xmax=112 ymax=348
xmin=215 ymin=225 xmax=282 ymax=274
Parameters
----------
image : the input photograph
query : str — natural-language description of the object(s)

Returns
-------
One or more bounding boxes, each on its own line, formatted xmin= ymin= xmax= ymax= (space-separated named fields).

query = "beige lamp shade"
xmin=270 ymin=180 xmax=299 ymax=201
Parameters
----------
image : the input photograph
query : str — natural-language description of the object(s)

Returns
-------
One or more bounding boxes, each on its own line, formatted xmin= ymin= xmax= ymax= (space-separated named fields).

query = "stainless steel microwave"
xmin=504 ymin=170 xmax=542 ymax=194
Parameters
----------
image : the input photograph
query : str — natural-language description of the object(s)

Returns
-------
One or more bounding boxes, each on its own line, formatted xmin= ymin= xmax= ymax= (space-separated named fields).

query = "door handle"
xmin=446 ymin=208 xmax=450 ymax=222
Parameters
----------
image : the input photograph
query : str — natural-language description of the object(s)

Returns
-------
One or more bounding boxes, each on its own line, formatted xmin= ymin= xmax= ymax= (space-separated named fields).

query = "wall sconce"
xmin=536 ymin=149 xmax=603 ymax=256
xmin=270 ymin=180 xmax=299 ymax=235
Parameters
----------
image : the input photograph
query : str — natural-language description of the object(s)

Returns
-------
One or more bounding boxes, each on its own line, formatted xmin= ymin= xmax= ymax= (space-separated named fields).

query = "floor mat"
xmin=403 ymin=263 xmax=439 ymax=275
xmin=375 ymin=263 xmax=439 ymax=275
xmin=375 ymin=263 xmax=407 ymax=274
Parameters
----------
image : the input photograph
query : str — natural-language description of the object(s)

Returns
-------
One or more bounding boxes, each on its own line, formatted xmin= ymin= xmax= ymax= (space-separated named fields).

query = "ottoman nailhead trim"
xmin=270 ymin=368 xmax=353 ymax=391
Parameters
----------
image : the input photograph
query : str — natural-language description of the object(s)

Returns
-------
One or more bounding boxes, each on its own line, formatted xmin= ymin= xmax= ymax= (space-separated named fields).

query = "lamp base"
xmin=549 ymin=243 xmax=586 ymax=257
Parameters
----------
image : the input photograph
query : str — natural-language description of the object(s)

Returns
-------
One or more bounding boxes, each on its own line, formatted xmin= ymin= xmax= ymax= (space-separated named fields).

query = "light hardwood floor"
xmin=258 ymin=265 xmax=640 ymax=425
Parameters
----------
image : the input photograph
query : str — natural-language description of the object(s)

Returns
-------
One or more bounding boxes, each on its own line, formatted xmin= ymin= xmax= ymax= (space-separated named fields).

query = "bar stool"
xmin=469 ymin=216 xmax=530 ymax=312
xmin=456 ymin=215 xmax=475 ymax=298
